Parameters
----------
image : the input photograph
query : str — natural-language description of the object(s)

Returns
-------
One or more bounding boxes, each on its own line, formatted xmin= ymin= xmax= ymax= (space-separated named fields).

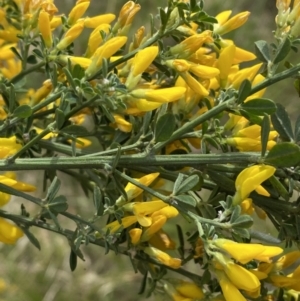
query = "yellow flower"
xmin=140 ymin=215 xmax=167 ymax=241
xmin=0 ymin=218 xmax=23 ymax=244
xmin=84 ymin=14 xmax=116 ymax=28
xmin=0 ymin=43 xmax=17 ymax=60
xmin=31 ymin=79 xmax=53 ymax=104
xmin=68 ymin=0 xmax=90 ymax=25
xmin=115 ymin=173 xmax=160 ymax=206
xmin=104 ymin=216 xmax=137 ymax=233
xmin=217 ymin=44 xmax=236 ymax=88
xmin=125 ymin=46 xmax=158 ymax=90
xmin=38 ymin=11 xmax=52 ymax=48
xmin=233 ymin=165 xmax=276 ymax=204
xmin=226 ymin=137 xmax=276 ymax=152
xmin=56 ymin=20 xmax=85 ymax=50
xmin=0 ymin=136 xmax=22 ymax=158
xmin=275 ymin=250 xmax=300 ymax=270
xmin=85 ymin=36 xmax=127 ymax=78
xmin=86 ymin=23 xmax=111 ymax=57
xmin=144 ymin=246 xmax=181 ymax=269
xmin=170 ymin=31 xmax=213 ymax=58
xmin=215 ymin=270 xmax=248 ymax=301
xmin=148 ymin=230 xmax=176 ymax=251
xmin=112 ymin=114 xmax=132 ymax=133
xmin=57 ymin=55 xmax=92 ymax=69
xmin=213 ymin=238 xmax=283 ymax=264
xmin=113 ymin=1 xmax=141 ymax=35
xmin=240 ymin=198 xmax=255 ymax=215
xmin=174 ymin=281 xmax=204 ymax=299
xmin=129 ymin=228 xmax=142 ymax=244
xmin=214 ymin=11 xmax=250 ymax=35
xmin=124 ymin=200 xmax=167 ymax=227
xmin=130 ymin=87 xmax=186 ymax=103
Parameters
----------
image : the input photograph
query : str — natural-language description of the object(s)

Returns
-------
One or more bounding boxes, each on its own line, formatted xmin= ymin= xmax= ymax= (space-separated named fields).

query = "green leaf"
xmin=231 ymin=215 xmax=253 ymax=228
xmin=232 ymin=228 xmax=250 ymax=239
xmin=69 ymin=249 xmax=77 ymax=272
xmin=265 ymin=142 xmax=300 ymax=167
xmin=261 ymin=114 xmax=270 ymax=157
xmin=254 ymin=40 xmax=270 ymax=63
xmin=239 ymin=109 xmax=263 ymax=125
xmin=269 ymin=175 xmax=289 ymax=201
xmin=173 ymin=173 xmax=185 ymax=195
xmin=230 ymin=205 xmax=241 ymax=224
xmin=155 ymin=112 xmax=176 ymax=142
xmin=240 ymin=98 xmax=276 ymax=115
xmin=22 ymin=227 xmax=41 ymax=250
xmin=13 ymin=105 xmax=32 ymax=118
xmin=237 ymin=79 xmax=252 ymax=104
xmin=26 ymin=54 xmax=38 ymax=64
xmin=46 ymin=176 xmax=61 ymax=201
xmin=55 ymin=109 xmax=65 ymax=129
xmin=271 ymin=103 xmax=294 ymax=141
xmin=48 ymin=195 xmax=68 ymax=213
xmin=61 ymin=125 xmax=89 ymax=136
xmin=174 ymin=195 xmax=196 ymax=207
xmin=273 ymin=37 xmax=291 ymax=64
xmin=174 ymin=174 xmax=200 ymax=195
xmin=93 ymin=185 xmax=104 ymax=216
xmin=295 ymin=115 xmax=300 ymax=142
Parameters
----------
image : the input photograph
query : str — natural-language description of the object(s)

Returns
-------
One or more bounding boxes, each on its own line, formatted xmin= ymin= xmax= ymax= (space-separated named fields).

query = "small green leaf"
xmin=27 ymin=54 xmax=38 ymax=64
xmin=232 ymin=228 xmax=250 ymax=239
xmin=46 ymin=176 xmax=61 ymax=201
xmin=237 ymin=79 xmax=252 ymax=104
xmin=69 ymin=249 xmax=77 ymax=272
xmin=294 ymin=115 xmax=300 ymax=142
xmin=271 ymin=103 xmax=294 ymax=141
xmin=48 ymin=195 xmax=68 ymax=213
xmin=230 ymin=205 xmax=241 ymax=224
xmin=265 ymin=143 xmax=300 ymax=167
xmin=261 ymin=114 xmax=270 ymax=157
xmin=240 ymin=98 xmax=276 ymax=115
xmin=174 ymin=195 xmax=196 ymax=207
xmin=173 ymin=173 xmax=185 ymax=195
xmin=13 ymin=105 xmax=32 ymax=118
xmin=155 ymin=112 xmax=176 ymax=142
xmin=254 ymin=40 xmax=270 ymax=63
xmin=93 ymin=185 xmax=104 ymax=216
xmin=22 ymin=227 xmax=41 ymax=250
xmin=273 ymin=38 xmax=291 ymax=64
xmin=239 ymin=110 xmax=263 ymax=125
xmin=174 ymin=174 xmax=200 ymax=195
xmin=269 ymin=175 xmax=289 ymax=201
xmin=61 ymin=125 xmax=89 ymax=136
xmin=231 ymin=215 xmax=253 ymax=228
xmin=55 ymin=109 xmax=65 ymax=129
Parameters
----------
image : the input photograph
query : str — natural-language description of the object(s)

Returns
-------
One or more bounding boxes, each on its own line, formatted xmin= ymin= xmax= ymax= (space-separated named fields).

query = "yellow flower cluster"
xmin=104 ymin=173 xmax=181 ymax=269
xmin=0 ymin=1 xmax=297 ymax=300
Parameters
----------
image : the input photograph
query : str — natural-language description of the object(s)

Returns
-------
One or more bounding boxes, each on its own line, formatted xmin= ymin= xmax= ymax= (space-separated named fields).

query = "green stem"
xmin=250 ymin=64 xmax=300 ymax=95
xmin=0 ymin=153 xmax=261 ymax=171
xmin=9 ymin=61 xmax=46 ymax=85
xmin=153 ymin=99 xmax=233 ymax=152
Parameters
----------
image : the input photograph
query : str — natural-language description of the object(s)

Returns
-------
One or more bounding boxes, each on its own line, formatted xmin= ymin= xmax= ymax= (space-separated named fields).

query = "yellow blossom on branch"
xmin=144 ymin=246 xmax=181 ymax=269
xmin=233 ymin=165 xmax=276 ymax=204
